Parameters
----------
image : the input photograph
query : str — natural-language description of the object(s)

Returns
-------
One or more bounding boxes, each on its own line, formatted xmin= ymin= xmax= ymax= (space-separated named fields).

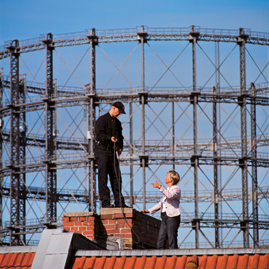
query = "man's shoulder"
xmin=171 ymin=185 xmax=180 ymax=190
xmin=115 ymin=117 xmax=122 ymax=124
xmin=97 ymin=113 xmax=109 ymax=121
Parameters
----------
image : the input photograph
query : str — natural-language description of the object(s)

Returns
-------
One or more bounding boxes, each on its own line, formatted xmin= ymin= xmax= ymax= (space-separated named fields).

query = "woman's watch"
xmin=158 ymin=185 xmax=161 ymax=189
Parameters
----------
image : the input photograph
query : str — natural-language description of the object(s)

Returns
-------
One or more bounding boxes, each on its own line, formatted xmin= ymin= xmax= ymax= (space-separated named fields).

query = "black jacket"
xmin=95 ymin=112 xmax=124 ymax=150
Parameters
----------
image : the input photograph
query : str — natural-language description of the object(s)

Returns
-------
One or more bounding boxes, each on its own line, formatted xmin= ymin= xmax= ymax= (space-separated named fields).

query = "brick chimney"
xmin=62 ymin=208 xmax=161 ymax=250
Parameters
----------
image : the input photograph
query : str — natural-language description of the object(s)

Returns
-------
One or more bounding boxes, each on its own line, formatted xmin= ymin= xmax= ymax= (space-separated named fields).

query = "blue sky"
xmin=1 ymin=0 xmax=268 ymax=44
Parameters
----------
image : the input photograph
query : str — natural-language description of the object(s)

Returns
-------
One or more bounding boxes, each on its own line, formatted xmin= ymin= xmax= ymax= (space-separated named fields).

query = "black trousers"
xmin=94 ymin=146 xmax=124 ymax=207
xmin=157 ymin=212 xmax=181 ymax=249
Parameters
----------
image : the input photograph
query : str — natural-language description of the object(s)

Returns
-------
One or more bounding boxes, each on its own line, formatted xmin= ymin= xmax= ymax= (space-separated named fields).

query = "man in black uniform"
xmin=94 ymin=101 xmax=127 ymax=208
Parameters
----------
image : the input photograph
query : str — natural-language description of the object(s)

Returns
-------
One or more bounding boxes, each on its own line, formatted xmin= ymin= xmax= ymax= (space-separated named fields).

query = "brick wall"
xmin=63 ymin=208 xmax=161 ymax=250
xmin=62 ymin=212 xmax=99 ymax=242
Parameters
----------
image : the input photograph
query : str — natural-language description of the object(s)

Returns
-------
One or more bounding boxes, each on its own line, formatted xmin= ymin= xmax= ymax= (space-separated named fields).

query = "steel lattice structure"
xmin=0 ymin=26 xmax=268 ymax=248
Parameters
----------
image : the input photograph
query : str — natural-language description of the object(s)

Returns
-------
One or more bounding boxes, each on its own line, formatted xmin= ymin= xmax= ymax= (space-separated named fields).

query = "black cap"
xmin=112 ymin=101 xmax=126 ymax=114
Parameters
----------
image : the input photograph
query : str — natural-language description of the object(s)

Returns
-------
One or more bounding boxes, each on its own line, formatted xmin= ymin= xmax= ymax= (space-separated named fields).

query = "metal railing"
xmin=179 ymin=239 xmax=269 ymax=249
xmin=1 ymin=26 xmax=268 ymax=58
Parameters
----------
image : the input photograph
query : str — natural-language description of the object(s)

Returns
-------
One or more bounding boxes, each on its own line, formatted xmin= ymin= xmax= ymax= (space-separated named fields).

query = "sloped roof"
xmin=71 ymin=249 xmax=269 ymax=269
xmin=0 ymin=252 xmax=35 ymax=268
xmin=1 ymin=232 xmax=268 ymax=269
xmin=1 ymin=251 xmax=268 ymax=269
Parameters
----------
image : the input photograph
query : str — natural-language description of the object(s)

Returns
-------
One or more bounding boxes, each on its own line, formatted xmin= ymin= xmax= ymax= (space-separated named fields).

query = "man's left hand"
xmin=117 ymin=148 xmax=122 ymax=156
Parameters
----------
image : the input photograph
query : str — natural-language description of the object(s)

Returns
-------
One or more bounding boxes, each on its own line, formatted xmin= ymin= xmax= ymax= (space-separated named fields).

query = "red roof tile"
xmin=0 ymin=252 xmax=35 ymax=268
xmin=71 ymin=253 xmax=269 ymax=269
xmin=1 ymin=247 xmax=268 ymax=269
xmin=8 ymin=252 xmax=20 ymax=266
xmin=83 ymin=256 xmax=97 ymax=268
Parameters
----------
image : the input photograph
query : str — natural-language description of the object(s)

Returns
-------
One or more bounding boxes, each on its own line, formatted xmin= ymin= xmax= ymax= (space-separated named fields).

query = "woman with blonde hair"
xmin=140 ymin=170 xmax=181 ymax=249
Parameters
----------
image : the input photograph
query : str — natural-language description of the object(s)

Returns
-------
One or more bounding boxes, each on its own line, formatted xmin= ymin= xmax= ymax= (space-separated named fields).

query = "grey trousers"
xmin=157 ymin=212 xmax=181 ymax=249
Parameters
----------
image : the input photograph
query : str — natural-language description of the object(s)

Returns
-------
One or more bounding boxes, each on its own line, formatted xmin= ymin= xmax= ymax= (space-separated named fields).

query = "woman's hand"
xmin=150 ymin=179 xmax=161 ymax=189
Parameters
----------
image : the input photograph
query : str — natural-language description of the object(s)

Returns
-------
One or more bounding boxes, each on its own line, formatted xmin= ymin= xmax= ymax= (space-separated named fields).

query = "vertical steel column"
xmin=215 ymin=42 xmax=220 ymax=89
xmin=88 ymin=28 xmax=97 ymax=212
xmin=238 ymin=28 xmax=249 ymax=248
xmin=43 ymin=33 xmax=57 ymax=224
xmin=190 ymin=26 xmax=200 ymax=248
xmin=213 ymin=85 xmax=220 ymax=248
xmin=19 ymin=77 xmax=26 ymax=243
xmin=250 ymin=82 xmax=258 ymax=247
xmin=215 ymin=41 xmax=223 ymax=246
xmin=0 ymin=71 xmax=3 ymax=245
xmin=83 ymin=101 xmax=88 ymax=202
xmin=8 ymin=40 xmax=25 ymax=245
xmin=138 ymin=26 xmax=148 ymax=210
xmin=172 ymin=89 xmax=175 ymax=171
xmin=53 ymin=81 xmax=58 ymax=170
xmin=214 ymin=41 xmax=222 ymax=247
xmin=129 ymin=98 xmax=134 ymax=207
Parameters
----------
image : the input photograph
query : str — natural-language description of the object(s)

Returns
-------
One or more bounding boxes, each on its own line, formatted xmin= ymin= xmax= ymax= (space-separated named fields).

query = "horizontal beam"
xmin=1 ymin=26 xmax=269 ymax=59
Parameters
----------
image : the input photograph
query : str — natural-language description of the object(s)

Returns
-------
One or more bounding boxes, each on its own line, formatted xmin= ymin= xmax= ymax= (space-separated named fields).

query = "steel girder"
xmin=1 ymin=154 xmax=268 ymax=179
xmin=0 ymin=71 xmax=3 ymax=244
xmin=189 ymin=25 xmax=200 ymax=248
xmin=1 ymin=26 xmax=269 ymax=60
xmin=1 ymin=184 xmax=268 ymax=204
xmin=238 ymin=28 xmax=249 ymax=248
xmin=43 ymin=33 xmax=57 ymax=224
xmin=250 ymin=82 xmax=259 ymax=248
xmin=87 ymin=28 xmax=98 ymax=212
xmin=1 ymin=81 xmax=269 ymax=107
xmin=138 ymin=26 xmax=148 ymax=210
xmin=213 ymin=85 xmax=221 ymax=248
xmin=7 ymin=40 xmax=26 ymax=245
xmin=214 ymin=41 xmax=222 ymax=248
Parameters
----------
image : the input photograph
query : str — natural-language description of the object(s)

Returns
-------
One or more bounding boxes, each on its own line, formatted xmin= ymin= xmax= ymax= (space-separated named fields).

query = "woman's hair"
xmin=168 ymin=170 xmax=180 ymax=185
